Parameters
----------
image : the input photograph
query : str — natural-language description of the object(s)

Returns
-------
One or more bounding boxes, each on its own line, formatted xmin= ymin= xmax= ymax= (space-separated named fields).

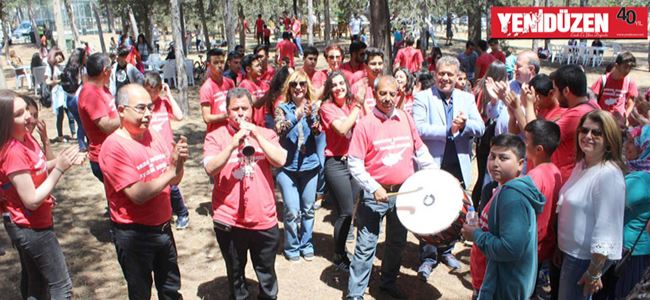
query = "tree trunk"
xmin=237 ymin=4 xmax=245 ymax=49
xmin=307 ymin=0 xmax=314 ymax=45
xmin=485 ymin=0 xmax=491 ymax=38
xmin=27 ymin=0 xmax=39 ymax=46
xmin=369 ymin=0 xmax=392 ymax=72
xmin=170 ymin=0 xmax=189 ymax=114
xmin=91 ymin=1 xmax=106 ymax=53
xmin=104 ymin=0 xmax=114 ymax=33
xmin=63 ymin=0 xmax=80 ymax=48
xmin=323 ymin=0 xmax=330 ymax=44
xmin=180 ymin=3 xmax=188 ymax=55
xmin=293 ymin=0 xmax=298 ymax=17
xmin=224 ymin=0 xmax=235 ymax=51
xmin=0 ymin=19 xmax=9 ymax=88
xmin=544 ymin=0 xmax=551 ymax=49
xmin=128 ymin=5 xmax=139 ymax=39
xmin=52 ymin=0 xmax=67 ymax=52
xmin=467 ymin=0 xmax=481 ymax=45
xmin=532 ymin=0 xmax=539 ymax=50
xmin=197 ymin=0 xmax=211 ymax=50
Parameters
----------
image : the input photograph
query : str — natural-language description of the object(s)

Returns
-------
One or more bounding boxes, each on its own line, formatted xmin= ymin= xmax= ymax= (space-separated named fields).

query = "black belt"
xmin=111 ymin=221 xmax=171 ymax=233
xmin=381 ymin=183 xmax=402 ymax=193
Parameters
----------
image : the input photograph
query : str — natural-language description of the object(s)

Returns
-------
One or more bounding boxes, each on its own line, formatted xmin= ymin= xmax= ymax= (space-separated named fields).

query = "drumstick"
xmin=386 ymin=186 xmax=423 ymax=197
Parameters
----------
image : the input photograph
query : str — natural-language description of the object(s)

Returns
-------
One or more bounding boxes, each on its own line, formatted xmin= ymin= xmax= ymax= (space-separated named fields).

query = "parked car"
xmin=12 ymin=21 xmax=32 ymax=39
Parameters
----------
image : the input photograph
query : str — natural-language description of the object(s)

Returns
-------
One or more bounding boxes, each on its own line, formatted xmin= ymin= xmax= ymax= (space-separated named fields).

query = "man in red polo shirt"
xmin=346 ymin=75 xmax=437 ymax=300
xmin=475 ymin=40 xmax=496 ymax=80
xmin=341 ymin=40 xmax=367 ymax=75
xmin=78 ymin=53 xmax=120 ymax=182
xmin=200 ymin=48 xmax=236 ymax=133
xmin=393 ymin=37 xmax=424 ymax=73
xmin=99 ymin=84 xmax=188 ymax=300
xmin=549 ymin=64 xmax=599 ymax=183
xmin=488 ymin=38 xmax=506 ymax=63
xmin=239 ymin=54 xmax=270 ymax=127
xmin=203 ymin=88 xmax=287 ymax=300
xmin=254 ymin=14 xmax=265 ymax=45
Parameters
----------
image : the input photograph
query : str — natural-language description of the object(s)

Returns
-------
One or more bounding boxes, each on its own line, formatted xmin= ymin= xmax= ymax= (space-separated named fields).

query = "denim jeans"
xmin=347 ymin=191 xmax=408 ymax=298
xmin=419 ymin=241 xmax=455 ymax=267
xmin=276 ymin=168 xmax=318 ymax=258
xmin=558 ymin=253 xmax=614 ymax=300
xmin=294 ymin=37 xmax=304 ymax=56
xmin=169 ymin=185 xmax=188 ymax=217
xmin=214 ymin=224 xmax=279 ymax=300
xmin=4 ymin=222 xmax=72 ymax=300
xmin=55 ymin=106 xmax=75 ymax=139
xmin=65 ymin=92 xmax=86 ymax=151
xmin=324 ymin=157 xmax=360 ymax=261
xmin=111 ymin=223 xmax=182 ymax=300
xmin=89 ymin=160 xmax=104 ymax=183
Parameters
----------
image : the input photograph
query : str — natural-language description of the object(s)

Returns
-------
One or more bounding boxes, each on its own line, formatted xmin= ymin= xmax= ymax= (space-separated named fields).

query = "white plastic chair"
xmin=32 ymin=66 xmax=47 ymax=96
xmin=162 ymin=60 xmax=177 ymax=88
xmin=559 ymin=45 xmax=574 ymax=64
xmin=146 ymin=54 xmax=163 ymax=72
xmin=610 ymin=43 xmax=622 ymax=58
xmin=591 ymin=47 xmax=605 ymax=68
xmin=576 ymin=46 xmax=591 ymax=66
xmin=184 ymin=59 xmax=194 ymax=86
xmin=14 ymin=66 xmax=32 ymax=90
xmin=550 ymin=45 xmax=562 ymax=63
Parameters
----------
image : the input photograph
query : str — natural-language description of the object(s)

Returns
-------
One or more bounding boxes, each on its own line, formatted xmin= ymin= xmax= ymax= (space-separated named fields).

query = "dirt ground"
xmin=0 ymin=31 xmax=649 ymax=299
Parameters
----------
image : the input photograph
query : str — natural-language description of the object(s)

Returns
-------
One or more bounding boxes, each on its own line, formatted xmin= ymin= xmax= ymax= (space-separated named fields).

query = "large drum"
xmin=395 ymin=169 xmax=471 ymax=247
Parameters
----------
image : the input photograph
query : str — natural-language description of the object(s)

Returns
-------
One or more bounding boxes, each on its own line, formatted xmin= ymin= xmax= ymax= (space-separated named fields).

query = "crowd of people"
xmin=2 ymin=16 xmax=650 ymax=300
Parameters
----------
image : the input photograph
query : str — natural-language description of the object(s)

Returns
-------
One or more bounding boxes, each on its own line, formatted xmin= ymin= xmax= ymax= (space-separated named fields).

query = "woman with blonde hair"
xmin=274 ymin=70 xmax=323 ymax=262
xmin=557 ymin=110 xmax=626 ymax=299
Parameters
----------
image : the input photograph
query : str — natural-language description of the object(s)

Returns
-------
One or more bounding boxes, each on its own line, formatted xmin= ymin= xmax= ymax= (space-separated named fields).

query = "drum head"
xmin=395 ymin=169 xmax=464 ymax=235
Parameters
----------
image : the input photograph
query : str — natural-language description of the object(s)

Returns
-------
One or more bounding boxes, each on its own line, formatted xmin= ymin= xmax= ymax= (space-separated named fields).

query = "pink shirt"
xmin=0 ymin=135 xmax=53 ymax=228
xmin=78 ymin=83 xmax=117 ymax=162
xmin=276 ymin=40 xmax=297 ymax=67
xmin=200 ymin=76 xmax=236 ymax=133
xmin=401 ymin=94 xmax=414 ymax=115
xmin=528 ymin=163 xmax=562 ymax=261
xmin=292 ymin=19 xmax=302 ymax=38
xmin=99 ymin=131 xmax=173 ymax=226
xmin=591 ymin=74 xmax=638 ymax=119
xmin=348 ymin=108 xmax=424 ymax=185
xmin=319 ymin=101 xmax=361 ymax=157
xmin=311 ymin=69 xmax=354 ymax=89
xmin=203 ymin=125 xmax=280 ymax=230
xmin=239 ymin=78 xmax=270 ymax=127
xmin=394 ymin=47 xmax=424 ymax=73
xmin=351 ymin=78 xmax=376 ymax=108
xmin=150 ymin=97 xmax=174 ymax=146
xmin=551 ymin=100 xmax=599 ymax=183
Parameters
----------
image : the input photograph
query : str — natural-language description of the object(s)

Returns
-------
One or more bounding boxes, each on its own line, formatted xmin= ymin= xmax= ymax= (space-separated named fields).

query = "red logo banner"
xmin=490 ymin=6 xmax=648 ymax=39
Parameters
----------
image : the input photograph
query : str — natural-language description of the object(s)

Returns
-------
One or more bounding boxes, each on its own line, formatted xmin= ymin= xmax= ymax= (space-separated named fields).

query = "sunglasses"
xmin=327 ymin=55 xmax=342 ymax=60
xmin=578 ymin=126 xmax=603 ymax=137
xmin=289 ymin=81 xmax=307 ymax=88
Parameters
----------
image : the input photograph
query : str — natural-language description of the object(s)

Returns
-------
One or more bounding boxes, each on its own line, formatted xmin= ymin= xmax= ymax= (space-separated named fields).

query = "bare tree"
xmin=224 ymin=0 xmax=236 ymax=51
xmin=104 ymin=0 xmax=115 ymax=33
xmin=52 ymin=0 xmax=67 ymax=52
xmin=128 ymin=5 xmax=139 ymax=39
xmin=197 ymin=0 xmax=211 ymax=50
xmin=369 ymin=0 xmax=392 ymax=71
xmin=323 ymin=0 xmax=330 ymax=44
xmin=63 ymin=0 xmax=80 ymax=48
xmin=467 ymin=0 xmax=482 ymax=45
xmin=307 ymin=0 xmax=314 ymax=46
xmin=27 ymin=0 xmax=39 ymax=46
xmin=170 ymin=0 xmax=189 ymax=114
xmin=91 ymin=1 xmax=106 ymax=53
xmin=238 ymin=3 xmax=245 ymax=49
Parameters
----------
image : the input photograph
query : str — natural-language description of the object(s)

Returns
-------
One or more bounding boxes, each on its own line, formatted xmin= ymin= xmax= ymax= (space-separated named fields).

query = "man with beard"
xmin=341 ymin=41 xmax=367 ymax=75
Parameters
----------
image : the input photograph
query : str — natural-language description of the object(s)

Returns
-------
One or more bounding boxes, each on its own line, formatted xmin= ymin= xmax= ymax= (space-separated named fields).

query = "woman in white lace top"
xmin=557 ymin=110 xmax=626 ymax=299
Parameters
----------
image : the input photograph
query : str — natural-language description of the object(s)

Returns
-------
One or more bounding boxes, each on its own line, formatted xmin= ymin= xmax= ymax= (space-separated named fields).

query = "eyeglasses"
xmin=578 ymin=126 xmax=604 ymax=137
xmin=327 ymin=55 xmax=342 ymax=60
xmin=378 ymin=91 xmax=398 ymax=97
xmin=289 ymin=81 xmax=307 ymax=88
xmin=124 ymin=103 xmax=155 ymax=114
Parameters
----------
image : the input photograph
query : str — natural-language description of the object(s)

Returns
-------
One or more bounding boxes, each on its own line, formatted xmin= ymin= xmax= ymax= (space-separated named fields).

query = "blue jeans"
xmin=347 ymin=191 xmax=408 ymax=298
xmin=558 ymin=253 xmax=614 ymax=300
xmin=419 ymin=241 xmax=455 ymax=267
xmin=65 ymin=92 xmax=87 ymax=151
xmin=169 ymin=185 xmax=188 ymax=217
xmin=277 ymin=168 xmax=318 ymax=258
xmin=4 ymin=222 xmax=72 ymax=300
xmin=294 ymin=37 xmax=303 ymax=56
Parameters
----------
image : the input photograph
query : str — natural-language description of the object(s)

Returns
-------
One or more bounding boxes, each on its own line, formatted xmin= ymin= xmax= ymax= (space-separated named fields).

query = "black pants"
xmin=89 ymin=160 xmax=104 ymax=183
xmin=324 ymin=157 xmax=360 ymax=262
xmin=214 ymin=223 xmax=279 ymax=300
xmin=111 ymin=223 xmax=182 ymax=300
xmin=56 ymin=106 xmax=75 ymax=138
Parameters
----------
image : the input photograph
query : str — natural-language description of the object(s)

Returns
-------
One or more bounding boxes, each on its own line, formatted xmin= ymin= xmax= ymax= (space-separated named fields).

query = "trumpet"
xmin=236 ymin=117 xmax=256 ymax=157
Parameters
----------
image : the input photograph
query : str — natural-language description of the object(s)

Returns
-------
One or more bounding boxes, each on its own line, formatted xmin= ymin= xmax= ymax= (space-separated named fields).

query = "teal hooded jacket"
xmin=473 ymin=176 xmax=546 ymax=300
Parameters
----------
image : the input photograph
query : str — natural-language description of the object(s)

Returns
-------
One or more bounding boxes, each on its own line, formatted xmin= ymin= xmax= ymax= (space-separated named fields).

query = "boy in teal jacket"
xmin=462 ymin=134 xmax=546 ymax=299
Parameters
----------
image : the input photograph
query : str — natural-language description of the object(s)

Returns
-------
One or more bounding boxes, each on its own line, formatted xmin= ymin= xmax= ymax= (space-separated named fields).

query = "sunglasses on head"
xmin=289 ymin=81 xmax=307 ymax=88
xmin=578 ymin=126 xmax=603 ymax=137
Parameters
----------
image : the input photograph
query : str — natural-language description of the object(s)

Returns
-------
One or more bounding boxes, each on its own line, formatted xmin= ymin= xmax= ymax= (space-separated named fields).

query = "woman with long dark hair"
xmin=136 ymin=34 xmax=153 ymax=62
xmin=0 ymin=89 xmax=83 ymax=299
xmin=60 ymin=48 xmax=88 ymax=151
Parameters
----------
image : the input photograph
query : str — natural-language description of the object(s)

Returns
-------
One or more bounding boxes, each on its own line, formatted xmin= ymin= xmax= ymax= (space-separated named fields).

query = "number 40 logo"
xmin=616 ymin=7 xmax=637 ymax=25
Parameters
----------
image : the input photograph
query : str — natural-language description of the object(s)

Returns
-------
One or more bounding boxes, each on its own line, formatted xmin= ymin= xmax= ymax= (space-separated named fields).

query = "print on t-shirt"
xmin=375 ymin=136 xmax=411 ymax=167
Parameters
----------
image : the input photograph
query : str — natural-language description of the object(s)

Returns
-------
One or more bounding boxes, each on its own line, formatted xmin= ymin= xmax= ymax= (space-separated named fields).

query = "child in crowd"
xmin=455 ymin=69 xmax=472 ymax=93
xmin=142 ymin=71 xmax=190 ymax=229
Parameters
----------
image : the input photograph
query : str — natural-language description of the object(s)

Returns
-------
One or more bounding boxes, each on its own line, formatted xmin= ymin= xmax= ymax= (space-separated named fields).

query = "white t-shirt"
xmin=557 ymin=160 xmax=625 ymax=260
xmin=349 ymin=17 xmax=361 ymax=35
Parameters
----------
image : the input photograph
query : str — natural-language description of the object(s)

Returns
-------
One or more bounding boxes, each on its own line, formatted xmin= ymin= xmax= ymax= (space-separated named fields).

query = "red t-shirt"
xmin=394 ymin=47 xmax=424 ymax=73
xmin=276 ymin=40 xmax=297 ymax=67
xmin=491 ymin=50 xmax=506 ymax=63
xmin=538 ymin=105 xmax=565 ymax=122
xmin=78 ymin=82 xmax=117 ymax=162
xmin=263 ymin=28 xmax=271 ymax=38
xmin=311 ymin=69 xmax=354 ymax=89
xmin=351 ymin=78 xmax=376 ymax=108
xmin=255 ymin=19 xmax=265 ymax=33
xmin=590 ymin=74 xmax=638 ymax=119
xmin=475 ymin=53 xmax=496 ymax=79
xmin=551 ymin=100 xmax=599 ymax=183
xmin=203 ymin=125 xmax=280 ymax=230
xmin=0 ymin=135 xmax=53 ymax=228
xmin=401 ymin=94 xmax=414 ymax=115
xmin=239 ymin=78 xmax=270 ymax=126
xmin=260 ymin=65 xmax=276 ymax=86
xmin=150 ymin=97 xmax=175 ymax=146
xmin=99 ymin=131 xmax=173 ymax=226
xmin=341 ymin=61 xmax=366 ymax=74
xmin=348 ymin=109 xmax=423 ymax=185
xmin=200 ymin=76 xmax=236 ymax=133
xmin=283 ymin=17 xmax=292 ymax=29
xmin=319 ymin=101 xmax=362 ymax=157
xmin=470 ymin=188 xmax=497 ymax=290
xmin=528 ymin=163 xmax=562 ymax=262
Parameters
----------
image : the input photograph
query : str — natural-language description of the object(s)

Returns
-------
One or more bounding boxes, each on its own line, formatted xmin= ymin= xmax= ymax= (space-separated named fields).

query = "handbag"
xmin=614 ymin=217 xmax=650 ymax=276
